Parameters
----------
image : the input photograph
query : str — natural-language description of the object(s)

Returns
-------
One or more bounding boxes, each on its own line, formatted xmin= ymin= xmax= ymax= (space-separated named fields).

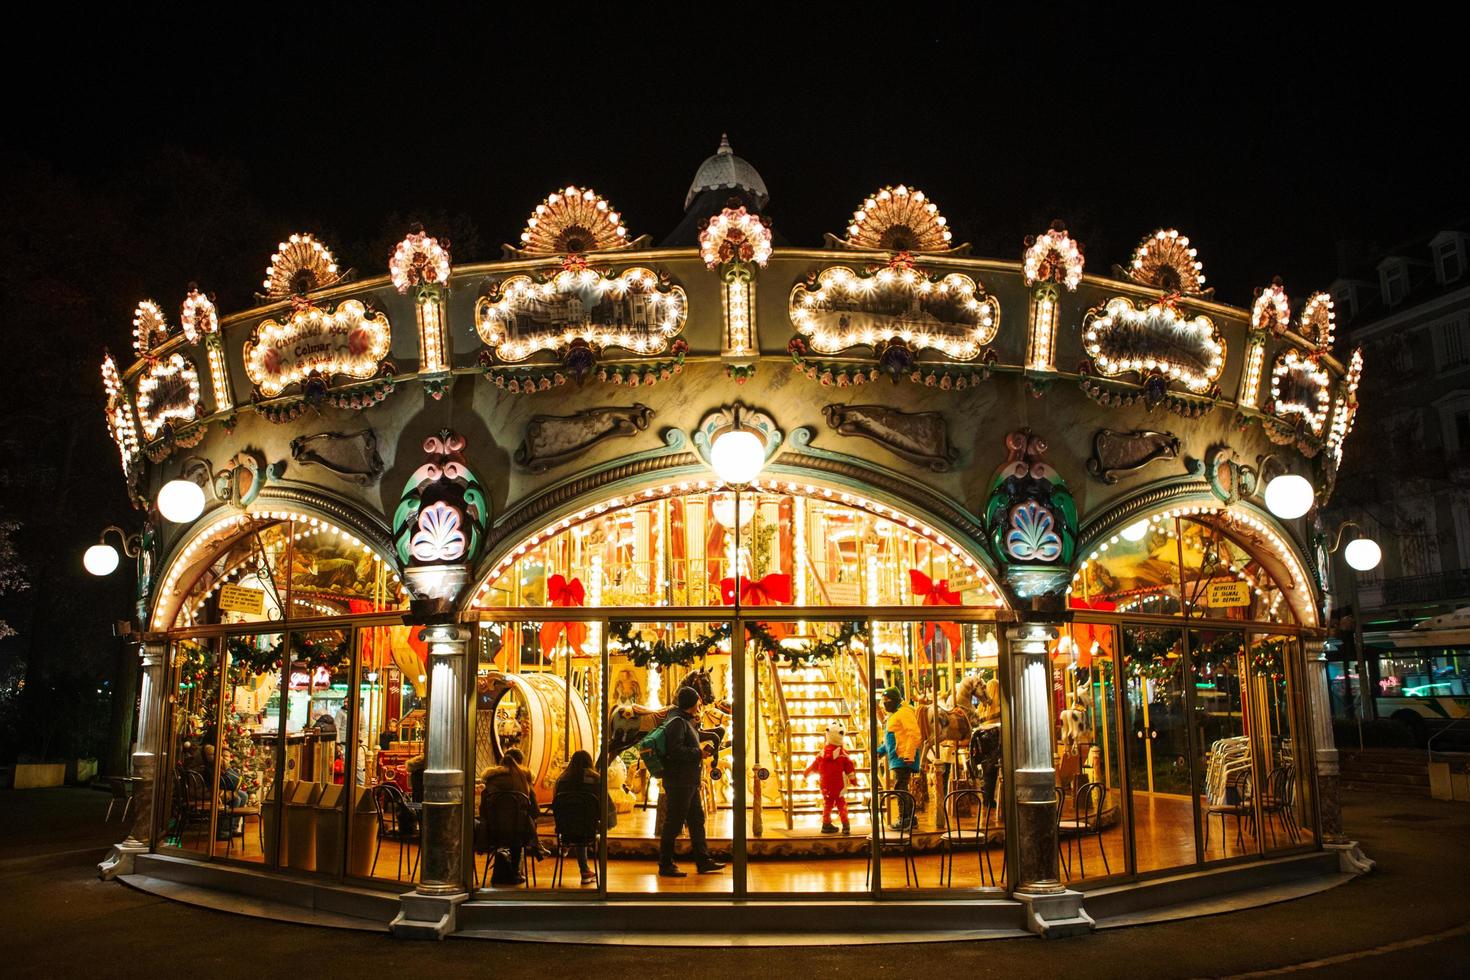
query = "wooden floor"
xmin=167 ymin=790 xmax=1312 ymax=895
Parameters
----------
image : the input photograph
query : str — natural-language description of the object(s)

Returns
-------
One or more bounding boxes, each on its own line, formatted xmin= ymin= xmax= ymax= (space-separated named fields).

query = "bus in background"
xmin=1361 ymin=607 xmax=1470 ymax=746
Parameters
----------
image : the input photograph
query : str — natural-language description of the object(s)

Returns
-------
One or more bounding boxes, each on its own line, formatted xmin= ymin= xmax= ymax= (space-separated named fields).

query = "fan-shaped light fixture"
xmin=158 ymin=478 xmax=206 ymax=523
xmin=84 ymin=544 xmax=121 ymax=576
xmin=1263 ymin=474 xmax=1314 ymax=519
xmin=1344 ymin=537 xmax=1382 ymax=572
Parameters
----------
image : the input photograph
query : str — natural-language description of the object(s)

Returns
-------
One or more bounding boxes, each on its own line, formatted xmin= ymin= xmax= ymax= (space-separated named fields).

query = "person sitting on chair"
xmin=881 ymin=687 xmax=921 ymax=831
xmin=553 ymin=750 xmax=602 ymax=885
xmin=479 ymin=748 xmax=541 ymax=885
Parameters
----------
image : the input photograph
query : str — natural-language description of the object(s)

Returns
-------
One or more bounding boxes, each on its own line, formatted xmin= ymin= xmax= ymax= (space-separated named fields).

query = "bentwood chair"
xmin=105 ymin=776 xmax=140 ymax=824
xmin=479 ymin=790 xmax=538 ymax=888
xmin=371 ymin=783 xmax=420 ymax=881
xmin=940 ymin=788 xmax=1001 ymax=887
xmin=1054 ymin=785 xmax=1070 ymax=880
xmin=549 ymin=790 xmax=601 ymax=888
xmin=1059 ymin=780 xmax=1111 ymax=877
xmin=1204 ymin=768 xmax=1254 ymax=856
xmin=866 ymin=790 xmax=920 ymax=888
xmin=1260 ymin=766 xmax=1301 ymax=846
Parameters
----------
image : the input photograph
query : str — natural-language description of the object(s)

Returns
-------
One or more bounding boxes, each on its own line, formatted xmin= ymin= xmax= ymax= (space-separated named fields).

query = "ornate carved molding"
xmin=822 ymin=403 xmax=957 ymax=472
xmin=1086 ymin=429 xmax=1180 ymax=484
xmin=290 ymin=429 xmax=385 ymax=486
xmin=514 ymin=405 xmax=654 ymax=474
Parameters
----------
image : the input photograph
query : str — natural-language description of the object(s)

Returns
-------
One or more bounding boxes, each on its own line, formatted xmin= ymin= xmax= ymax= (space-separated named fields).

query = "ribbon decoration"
xmin=909 ymin=569 xmax=963 ymax=657
xmin=1065 ymin=596 xmax=1117 ymax=669
xmin=540 ymin=574 xmax=588 ymax=657
xmin=719 ymin=572 xmax=792 ymax=607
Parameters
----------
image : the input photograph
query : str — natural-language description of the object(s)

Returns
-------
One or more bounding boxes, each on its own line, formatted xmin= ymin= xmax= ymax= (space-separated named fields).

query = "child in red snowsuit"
xmin=804 ymin=722 xmax=856 ymax=834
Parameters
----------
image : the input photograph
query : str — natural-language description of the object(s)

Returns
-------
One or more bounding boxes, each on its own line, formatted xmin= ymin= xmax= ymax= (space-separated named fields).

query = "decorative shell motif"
xmin=261 ymin=233 xmax=344 ymax=299
xmin=1006 ymin=500 xmax=1063 ymax=562
xmin=846 ymin=185 xmax=952 ymax=252
xmin=410 ymin=500 xmax=467 ymax=563
xmin=699 ymin=206 xmax=772 ymax=268
xmin=1022 ymin=222 xmax=1085 ymax=291
xmin=1128 ymin=229 xmax=1208 ymax=295
xmin=132 ymin=300 xmax=171 ymax=356
xmin=520 ymin=186 xmax=628 ymax=254
xmin=1298 ymin=291 xmax=1336 ymax=350
xmin=181 ymin=289 xmax=218 ymax=343
xmin=389 ymin=230 xmax=452 ymax=293
xmin=1251 ymin=279 xmax=1290 ymax=335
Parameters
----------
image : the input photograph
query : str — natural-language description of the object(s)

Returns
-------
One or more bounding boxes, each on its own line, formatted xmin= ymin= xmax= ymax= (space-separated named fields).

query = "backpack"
xmin=637 ymin=717 xmax=674 ymax=779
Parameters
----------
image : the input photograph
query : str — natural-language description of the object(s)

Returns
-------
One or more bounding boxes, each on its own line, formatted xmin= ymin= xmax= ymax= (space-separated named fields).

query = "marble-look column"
xmin=1007 ymin=622 xmax=1093 ymax=937
xmin=1305 ymin=638 xmax=1375 ymax=874
xmin=99 ymin=640 xmax=167 ymax=879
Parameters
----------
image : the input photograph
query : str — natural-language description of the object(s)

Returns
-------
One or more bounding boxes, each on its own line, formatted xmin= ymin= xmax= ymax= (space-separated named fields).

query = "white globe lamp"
xmin=710 ymin=427 xmax=765 ymax=487
xmin=1344 ymin=537 xmax=1382 ymax=572
xmin=158 ymin=478 xmax=206 ymax=523
xmin=1121 ymin=520 xmax=1149 ymax=542
xmin=1263 ymin=474 xmax=1313 ymax=520
xmin=83 ymin=543 xmax=121 ymax=576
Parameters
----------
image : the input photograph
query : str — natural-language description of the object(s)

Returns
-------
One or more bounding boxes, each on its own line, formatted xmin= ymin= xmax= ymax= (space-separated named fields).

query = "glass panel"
xmin=1054 ymin=622 xmax=1124 ymax=882
xmin=219 ymin=632 xmax=284 ymax=864
xmin=1190 ymin=629 xmax=1257 ymax=861
xmin=163 ymin=639 xmax=223 ymax=855
xmin=595 ymin=620 xmax=732 ymax=895
xmin=745 ymin=619 xmax=876 ymax=894
xmin=1252 ymin=635 xmax=1316 ymax=850
xmin=1121 ymin=626 xmax=1196 ymax=872
xmin=1180 ymin=520 xmax=1293 ymax=624
xmin=1076 ymin=517 xmax=1181 ymax=616
xmin=353 ymin=622 xmax=426 ymax=884
xmin=472 ymin=487 xmax=1002 ymax=610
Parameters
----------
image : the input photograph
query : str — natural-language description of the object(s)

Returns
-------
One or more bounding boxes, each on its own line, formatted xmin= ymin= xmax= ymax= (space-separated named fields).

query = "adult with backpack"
xmin=648 ymin=686 xmax=726 ymax=878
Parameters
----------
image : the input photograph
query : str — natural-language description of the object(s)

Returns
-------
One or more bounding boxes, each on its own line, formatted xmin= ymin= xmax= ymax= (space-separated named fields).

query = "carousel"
xmin=92 ymin=138 xmax=1375 ymax=941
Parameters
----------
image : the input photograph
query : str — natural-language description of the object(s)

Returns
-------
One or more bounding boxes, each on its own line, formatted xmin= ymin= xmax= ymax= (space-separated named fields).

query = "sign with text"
xmin=243 ymin=299 xmax=391 ymax=397
xmin=1206 ymin=580 xmax=1251 ymax=608
xmin=218 ymin=583 xmax=266 ymax=616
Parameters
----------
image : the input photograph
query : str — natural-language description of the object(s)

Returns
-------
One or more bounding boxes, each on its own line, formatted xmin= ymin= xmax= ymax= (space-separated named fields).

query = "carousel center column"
xmin=100 ymin=639 xmax=166 ymax=880
xmin=1007 ymin=621 xmax=1093 ymax=936
xmin=387 ymin=429 xmax=489 ymax=939
xmin=1307 ymin=637 xmax=1375 ymax=874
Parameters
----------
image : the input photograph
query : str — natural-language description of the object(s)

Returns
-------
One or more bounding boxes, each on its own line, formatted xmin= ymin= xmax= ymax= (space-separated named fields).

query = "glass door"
xmin=1249 ymin=634 xmax=1316 ymax=851
xmin=1189 ymin=629 xmax=1258 ymax=862
xmin=1121 ymin=625 xmax=1196 ymax=873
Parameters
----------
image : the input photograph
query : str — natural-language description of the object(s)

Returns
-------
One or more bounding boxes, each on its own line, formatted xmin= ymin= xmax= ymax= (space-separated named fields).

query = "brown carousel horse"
xmin=916 ymin=672 xmax=992 ymax=747
xmin=602 ymin=667 xmax=727 ymax=780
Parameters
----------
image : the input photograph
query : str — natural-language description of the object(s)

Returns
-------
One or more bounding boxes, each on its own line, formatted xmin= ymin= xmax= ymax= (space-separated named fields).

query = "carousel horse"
xmin=918 ymin=672 xmax=991 ymax=747
xmin=603 ymin=667 xmax=726 ymax=779
xmin=1059 ymin=694 xmax=1088 ymax=754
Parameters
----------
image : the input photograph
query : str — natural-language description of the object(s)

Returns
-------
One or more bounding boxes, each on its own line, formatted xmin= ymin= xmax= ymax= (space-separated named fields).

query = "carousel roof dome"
xmin=684 ymin=134 xmax=769 ymax=211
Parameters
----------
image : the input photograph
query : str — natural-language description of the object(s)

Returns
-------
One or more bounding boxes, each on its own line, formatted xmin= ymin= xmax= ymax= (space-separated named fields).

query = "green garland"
xmin=608 ymin=619 xmax=864 ymax=670
xmin=226 ymin=633 xmax=349 ymax=675
xmin=1249 ymin=638 xmax=1287 ymax=680
xmin=1123 ymin=628 xmax=1180 ymax=681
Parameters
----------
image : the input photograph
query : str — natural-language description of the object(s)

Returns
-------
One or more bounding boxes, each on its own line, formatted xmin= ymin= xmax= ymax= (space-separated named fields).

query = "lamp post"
xmin=1328 ymin=520 xmax=1383 ymax=743
xmin=709 ymin=406 xmax=767 ymax=613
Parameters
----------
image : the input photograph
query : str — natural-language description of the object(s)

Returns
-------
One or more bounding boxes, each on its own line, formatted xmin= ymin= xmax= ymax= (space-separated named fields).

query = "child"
xmin=804 ymin=722 xmax=857 ymax=835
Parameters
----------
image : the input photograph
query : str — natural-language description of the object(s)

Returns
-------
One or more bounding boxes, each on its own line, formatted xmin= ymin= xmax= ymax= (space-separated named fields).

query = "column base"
xmin=390 ymin=890 xmax=468 ymax=940
xmin=1325 ymin=839 xmax=1376 ymax=875
xmin=1015 ymin=888 xmax=1095 ymax=938
xmin=98 ymin=841 xmax=148 ymax=880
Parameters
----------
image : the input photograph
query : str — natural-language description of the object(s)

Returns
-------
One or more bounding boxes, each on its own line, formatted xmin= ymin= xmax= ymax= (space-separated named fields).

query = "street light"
xmin=1331 ymin=520 xmax=1382 ymax=572
xmin=83 ymin=526 xmax=143 ymax=577
xmin=1263 ymin=473 xmax=1314 ymax=520
xmin=157 ymin=478 xmax=206 ymax=523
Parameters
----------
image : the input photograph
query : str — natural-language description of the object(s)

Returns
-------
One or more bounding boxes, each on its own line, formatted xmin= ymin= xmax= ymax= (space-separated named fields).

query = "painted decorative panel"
xmin=1083 ymin=297 xmax=1225 ymax=394
xmin=243 ymin=299 xmax=392 ymax=398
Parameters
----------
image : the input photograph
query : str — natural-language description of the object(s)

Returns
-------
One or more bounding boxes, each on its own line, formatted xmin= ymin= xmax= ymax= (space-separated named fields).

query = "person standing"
xmin=657 ymin=687 xmax=725 ymax=878
xmin=881 ymin=687 xmax=921 ymax=830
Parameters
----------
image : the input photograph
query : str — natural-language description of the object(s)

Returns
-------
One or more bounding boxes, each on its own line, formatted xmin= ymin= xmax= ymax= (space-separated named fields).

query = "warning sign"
xmin=1207 ymin=580 xmax=1251 ymax=608
xmin=218 ymin=583 xmax=266 ymax=616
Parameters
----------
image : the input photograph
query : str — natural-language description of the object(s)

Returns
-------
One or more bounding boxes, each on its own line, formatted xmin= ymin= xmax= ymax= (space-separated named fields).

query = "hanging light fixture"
xmin=157 ymin=478 xmax=206 ymax=523
xmin=1331 ymin=521 xmax=1382 ymax=572
xmin=82 ymin=526 xmax=142 ymax=577
xmin=709 ymin=407 xmax=766 ymax=487
xmin=1263 ymin=473 xmax=1314 ymax=520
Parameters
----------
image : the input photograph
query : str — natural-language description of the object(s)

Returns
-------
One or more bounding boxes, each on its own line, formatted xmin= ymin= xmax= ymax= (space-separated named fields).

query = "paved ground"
xmin=1 ymin=786 xmax=1467 ymax=978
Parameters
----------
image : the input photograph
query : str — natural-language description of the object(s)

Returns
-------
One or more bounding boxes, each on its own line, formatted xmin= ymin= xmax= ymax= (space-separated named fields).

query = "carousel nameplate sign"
xmin=243 ymin=299 xmax=392 ymax=398
xmin=515 ymin=405 xmax=654 ymax=474
xmin=135 ymin=352 xmax=202 ymax=439
xmin=1269 ymin=349 xmax=1331 ymax=436
xmin=218 ymin=583 xmax=266 ymax=615
xmin=1083 ymin=297 xmax=1225 ymax=394
xmin=789 ymin=264 xmax=1000 ymax=360
xmin=475 ymin=266 xmax=686 ymax=362
xmin=822 ymin=404 xmax=957 ymax=472
xmin=1206 ymin=580 xmax=1251 ymax=608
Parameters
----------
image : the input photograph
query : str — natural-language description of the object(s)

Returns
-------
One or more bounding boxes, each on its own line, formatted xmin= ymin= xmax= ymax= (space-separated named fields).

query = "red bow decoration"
xmin=910 ymin=569 xmax=962 ymax=656
xmin=541 ymin=575 xmax=588 ymax=657
xmin=720 ymin=573 xmax=792 ymax=607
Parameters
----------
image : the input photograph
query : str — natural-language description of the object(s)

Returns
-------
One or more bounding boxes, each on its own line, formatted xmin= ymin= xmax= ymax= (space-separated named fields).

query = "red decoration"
xmin=909 ymin=569 xmax=962 ymax=655
xmin=720 ymin=573 xmax=792 ymax=607
xmin=1066 ymin=596 xmax=1118 ymax=668
xmin=541 ymin=574 xmax=588 ymax=656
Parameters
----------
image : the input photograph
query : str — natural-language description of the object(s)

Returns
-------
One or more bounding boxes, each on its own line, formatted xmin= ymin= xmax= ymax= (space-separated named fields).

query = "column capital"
xmin=1006 ymin=622 xmax=1060 ymax=655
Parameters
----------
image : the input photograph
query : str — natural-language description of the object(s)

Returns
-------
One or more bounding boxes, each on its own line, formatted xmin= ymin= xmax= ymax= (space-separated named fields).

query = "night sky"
xmin=0 ymin=7 xmax=1460 ymax=756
